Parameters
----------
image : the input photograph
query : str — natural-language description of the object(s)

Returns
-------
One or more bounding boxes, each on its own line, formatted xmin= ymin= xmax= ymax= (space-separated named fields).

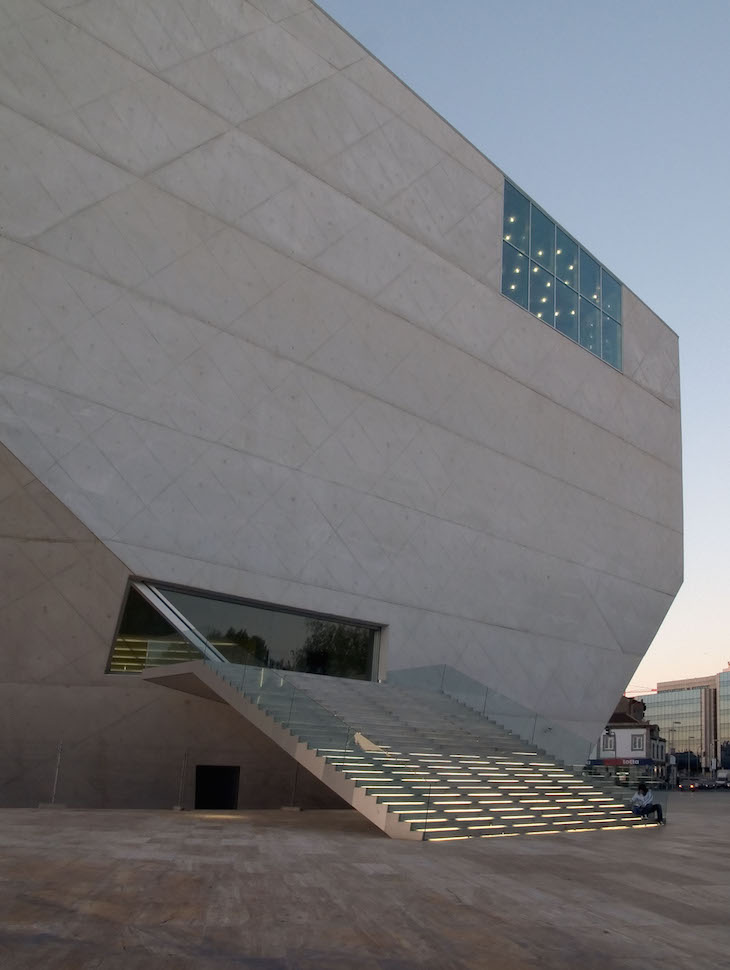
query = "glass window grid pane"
xmin=529 ymin=205 xmax=555 ymax=273
xmin=579 ymin=249 xmax=601 ymax=306
xmin=502 ymin=242 xmax=528 ymax=308
xmin=529 ymin=261 xmax=555 ymax=323
xmin=503 ymin=182 xmax=530 ymax=253
xmin=579 ymin=298 xmax=601 ymax=356
xmin=501 ymin=182 xmax=622 ymax=369
xmin=555 ymin=280 xmax=578 ymax=340
xmin=555 ymin=228 xmax=578 ymax=290
xmin=601 ymin=269 xmax=621 ymax=322
xmin=601 ymin=314 xmax=622 ymax=370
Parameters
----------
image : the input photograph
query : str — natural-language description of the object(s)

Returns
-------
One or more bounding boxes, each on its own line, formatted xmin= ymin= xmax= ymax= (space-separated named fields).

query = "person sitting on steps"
xmin=630 ymin=783 xmax=665 ymax=824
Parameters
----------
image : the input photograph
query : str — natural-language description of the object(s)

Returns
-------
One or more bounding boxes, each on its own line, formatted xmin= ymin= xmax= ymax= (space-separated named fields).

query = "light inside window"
xmin=501 ymin=181 xmax=621 ymax=369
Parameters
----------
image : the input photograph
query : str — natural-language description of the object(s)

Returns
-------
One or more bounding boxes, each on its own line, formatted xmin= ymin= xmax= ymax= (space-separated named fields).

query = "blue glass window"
xmin=529 ymin=262 xmax=554 ymax=322
xmin=579 ymin=298 xmax=600 ymax=355
xmin=503 ymin=182 xmax=529 ymax=253
xmin=602 ymin=314 xmax=621 ymax=369
xmin=501 ymin=243 xmax=528 ymax=308
xmin=555 ymin=281 xmax=578 ymax=341
xmin=556 ymin=229 xmax=578 ymax=289
xmin=579 ymin=250 xmax=601 ymax=305
xmin=501 ymin=181 xmax=622 ymax=369
xmin=530 ymin=208 xmax=555 ymax=273
xmin=602 ymin=270 xmax=621 ymax=321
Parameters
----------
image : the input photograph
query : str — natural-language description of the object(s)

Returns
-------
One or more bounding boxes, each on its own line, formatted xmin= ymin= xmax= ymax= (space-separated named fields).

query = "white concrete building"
xmin=0 ymin=1 xmax=682 ymax=812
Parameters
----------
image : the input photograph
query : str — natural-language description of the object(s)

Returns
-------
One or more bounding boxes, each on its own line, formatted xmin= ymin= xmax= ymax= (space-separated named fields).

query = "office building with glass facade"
xmin=640 ymin=666 xmax=730 ymax=772
xmin=718 ymin=670 xmax=730 ymax=769
xmin=0 ymin=1 xmax=682 ymax=810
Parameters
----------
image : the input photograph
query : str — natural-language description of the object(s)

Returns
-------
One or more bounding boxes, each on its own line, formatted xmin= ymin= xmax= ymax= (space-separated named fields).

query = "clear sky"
xmin=318 ymin=0 xmax=730 ymax=692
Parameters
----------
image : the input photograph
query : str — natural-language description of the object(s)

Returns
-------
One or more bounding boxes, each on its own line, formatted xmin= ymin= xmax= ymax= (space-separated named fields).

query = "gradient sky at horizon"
xmin=318 ymin=0 xmax=730 ymax=693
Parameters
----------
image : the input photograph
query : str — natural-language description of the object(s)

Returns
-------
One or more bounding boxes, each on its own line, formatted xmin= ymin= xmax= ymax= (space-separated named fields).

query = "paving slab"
xmin=0 ymin=794 xmax=728 ymax=969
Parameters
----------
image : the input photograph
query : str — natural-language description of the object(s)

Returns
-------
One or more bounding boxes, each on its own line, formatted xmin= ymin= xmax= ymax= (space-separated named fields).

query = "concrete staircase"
xmin=143 ymin=661 xmax=647 ymax=841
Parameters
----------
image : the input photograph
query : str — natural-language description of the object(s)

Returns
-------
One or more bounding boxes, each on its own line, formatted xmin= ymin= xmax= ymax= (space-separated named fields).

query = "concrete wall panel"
xmin=0 ymin=0 xmax=682 ymax=778
xmin=0 ymin=442 xmax=344 ymax=808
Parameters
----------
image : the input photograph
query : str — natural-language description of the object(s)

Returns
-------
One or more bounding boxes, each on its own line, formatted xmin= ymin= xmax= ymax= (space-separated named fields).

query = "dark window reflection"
xmin=601 ymin=314 xmax=621 ymax=369
xmin=530 ymin=207 xmax=555 ymax=272
xmin=555 ymin=229 xmax=578 ymax=289
xmin=501 ymin=181 xmax=622 ymax=370
xmin=502 ymin=243 xmax=528 ymax=307
xmin=555 ymin=281 xmax=578 ymax=340
xmin=503 ymin=181 xmax=530 ymax=253
xmin=529 ymin=262 xmax=554 ymax=323
xmin=108 ymin=587 xmax=203 ymax=672
xmin=579 ymin=249 xmax=601 ymax=305
xmin=162 ymin=587 xmax=376 ymax=680
xmin=602 ymin=270 xmax=621 ymax=321
xmin=579 ymin=298 xmax=600 ymax=355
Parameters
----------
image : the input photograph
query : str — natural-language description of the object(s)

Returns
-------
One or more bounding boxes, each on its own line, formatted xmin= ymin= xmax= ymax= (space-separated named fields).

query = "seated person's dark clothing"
xmin=630 ymin=787 xmax=664 ymax=823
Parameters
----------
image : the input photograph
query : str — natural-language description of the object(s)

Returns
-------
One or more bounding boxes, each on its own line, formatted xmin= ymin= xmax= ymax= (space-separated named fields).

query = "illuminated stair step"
xmin=398 ymin=816 xmax=449 ymax=823
xmin=478 ymin=832 xmax=521 ymax=839
xmin=413 ymin=825 xmax=461 ymax=832
xmin=378 ymin=801 xmax=426 ymax=807
xmin=442 ymin=808 xmax=485 ymax=815
xmin=205 ymin=664 xmax=644 ymax=842
xmin=426 ymin=836 xmax=471 ymax=842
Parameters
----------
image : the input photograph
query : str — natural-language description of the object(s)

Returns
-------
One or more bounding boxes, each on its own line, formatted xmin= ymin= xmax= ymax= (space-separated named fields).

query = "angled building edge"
xmin=0 ymin=0 xmax=681 ymax=833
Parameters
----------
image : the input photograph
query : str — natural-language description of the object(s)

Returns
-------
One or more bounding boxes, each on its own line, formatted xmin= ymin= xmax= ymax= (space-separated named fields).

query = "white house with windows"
xmin=594 ymin=725 xmax=665 ymax=766
xmin=590 ymin=697 xmax=666 ymax=778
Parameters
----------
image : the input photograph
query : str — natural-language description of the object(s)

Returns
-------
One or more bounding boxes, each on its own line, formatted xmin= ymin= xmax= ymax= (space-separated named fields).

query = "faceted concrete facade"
xmin=0 ymin=1 xmax=681 ymax=806
xmin=0 ymin=440 xmax=345 ymax=808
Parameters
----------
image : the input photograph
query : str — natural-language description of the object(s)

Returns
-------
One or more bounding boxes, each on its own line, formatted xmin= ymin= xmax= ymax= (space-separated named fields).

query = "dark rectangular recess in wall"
xmin=195 ymin=764 xmax=240 ymax=810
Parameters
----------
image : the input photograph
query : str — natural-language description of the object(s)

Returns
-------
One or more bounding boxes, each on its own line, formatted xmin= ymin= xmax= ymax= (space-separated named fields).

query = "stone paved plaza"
xmin=1 ymin=795 xmax=728 ymax=969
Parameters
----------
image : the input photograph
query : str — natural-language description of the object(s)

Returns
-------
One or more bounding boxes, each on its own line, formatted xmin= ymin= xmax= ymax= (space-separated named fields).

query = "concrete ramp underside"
xmin=143 ymin=662 xmax=648 ymax=841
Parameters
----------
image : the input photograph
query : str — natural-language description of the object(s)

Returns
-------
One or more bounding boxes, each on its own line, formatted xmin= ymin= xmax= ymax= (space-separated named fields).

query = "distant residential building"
xmin=590 ymin=696 xmax=665 ymax=781
xmin=638 ymin=663 xmax=730 ymax=772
